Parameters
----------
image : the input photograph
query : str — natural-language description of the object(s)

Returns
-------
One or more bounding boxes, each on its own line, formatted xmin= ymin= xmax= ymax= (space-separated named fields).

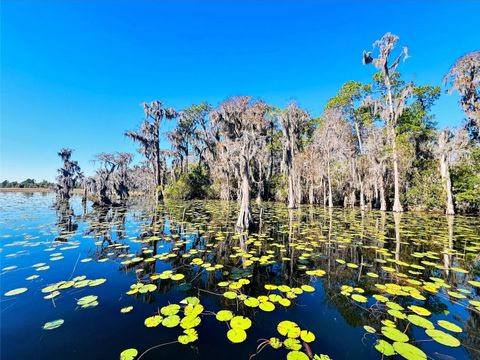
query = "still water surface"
xmin=1 ymin=192 xmax=479 ymax=360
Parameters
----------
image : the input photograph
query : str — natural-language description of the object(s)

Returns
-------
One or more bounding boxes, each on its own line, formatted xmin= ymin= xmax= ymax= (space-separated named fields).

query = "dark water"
xmin=1 ymin=192 xmax=479 ymax=360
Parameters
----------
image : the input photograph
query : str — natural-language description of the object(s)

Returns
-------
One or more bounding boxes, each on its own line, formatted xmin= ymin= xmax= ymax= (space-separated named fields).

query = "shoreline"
xmin=0 ymin=188 xmax=84 ymax=194
xmin=0 ymin=188 xmax=53 ymax=193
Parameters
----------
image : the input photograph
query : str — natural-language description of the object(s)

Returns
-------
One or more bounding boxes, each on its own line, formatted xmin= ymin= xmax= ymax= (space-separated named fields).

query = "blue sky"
xmin=1 ymin=1 xmax=479 ymax=182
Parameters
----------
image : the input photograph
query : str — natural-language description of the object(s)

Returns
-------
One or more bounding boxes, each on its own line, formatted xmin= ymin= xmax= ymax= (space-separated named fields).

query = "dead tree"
xmin=126 ymin=100 xmax=177 ymax=200
xmin=55 ymin=148 xmax=82 ymax=203
xmin=90 ymin=152 xmax=133 ymax=206
xmin=363 ymin=32 xmax=413 ymax=212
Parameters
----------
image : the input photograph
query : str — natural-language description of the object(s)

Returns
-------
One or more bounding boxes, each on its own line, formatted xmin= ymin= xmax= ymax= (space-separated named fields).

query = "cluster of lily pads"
xmin=340 ymin=261 xmax=480 ymax=359
xmin=247 ymin=320 xmax=331 ymax=360
xmin=41 ymin=276 xmax=107 ymax=300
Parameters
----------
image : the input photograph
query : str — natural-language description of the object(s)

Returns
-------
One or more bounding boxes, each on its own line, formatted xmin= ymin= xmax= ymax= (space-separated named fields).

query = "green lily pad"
xmin=162 ymin=315 xmax=180 ymax=328
xmin=227 ymin=328 xmax=247 ymax=343
xmin=120 ymin=306 xmax=133 ymax=313
xmin=77 ymin=295 xmax=97 ymax=306
xmin=284 ymin=338 xmax=302 ymax=350
xmin=244 ymin=297 xmax=260 ymax=307
xmin=120 ymin=348 xmax=138 ymax=360
xmin=408 ymin=305 xmax=431 ymax=316
xmin=407 ymin=314 xmax=434 ymax=329
xmin=89 ymin=278 xmax=106 ymax=287
xmin=425 ymin=329 xmax=461 ymax=347
xmin=393 ymin=342 xmax=426 ymax=360
xmin=4 ymin=288 xmax=28 ymax=296
xmin=259 ymin=301 xmax=275 ymax=312
xmin=381 ymin=326 xmax=409 ymax=343
xmin=269 ymin=337 xmax=282 ymax=349
xmin=43 ymin=319 xmax=64 ymax=330
xmin=351 ymin=294 xmax=367 ymax=303
xmin=375 ymin=340 xmax=395 ymax=356
xmin=178 ymin=328 xmax=198 ymax=344
xmin=216 ymin=310 xmax=234 ymax=322
xmin=184 ymin=304 xmax=204 ymax=317
xmin=363 ymin=325 xmax=376 ymax=334
xmin=180 ymin=315 xmax=201 ymax=329
xmin=230 ymin=316 xmax=251 ymax=330
xmin=278 ymin=320 xmax=301 ymax=338
xmin=144 ymin=315 xmax=163 ymax=327
xmin=287 ymin=351 xmax=309 ymax=360
xmin=437 ymin=320 xmax=462 ymax=333
xmin=160 ymin=304 xmax=180 ymax=316
xmin=300 ymin=330 xmax=315 ymax=343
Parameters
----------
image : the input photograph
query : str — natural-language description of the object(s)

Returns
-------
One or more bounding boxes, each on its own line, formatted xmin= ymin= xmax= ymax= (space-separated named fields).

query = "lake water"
xmin=1 ymin=192 xmax=479 ymax=360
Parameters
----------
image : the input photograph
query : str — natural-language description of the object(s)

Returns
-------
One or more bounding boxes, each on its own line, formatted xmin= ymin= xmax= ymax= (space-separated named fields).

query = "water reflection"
xmin=0 ymin=194 xmax=479 ymax=360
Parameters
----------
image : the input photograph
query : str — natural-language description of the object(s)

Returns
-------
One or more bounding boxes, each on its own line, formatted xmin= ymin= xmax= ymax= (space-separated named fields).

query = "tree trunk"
xmin=257 ymin=165 xmax=263 ymax=203
xmin=391 ymin=128 xmax=403 ymax=212
xmin=309 ymin=180 xmax=314 ymax=205
xmin=327 ymin=160 xmax=333 ymax=208
xmin=350 ymin=189 xmax=356 ymax=208
xmin=286 ymin=148 xmax=297 ymax=209
xmin=440 ymin=154 xmax=455 ymax=215
xmin=379 ymin=175 xmax=387 ymax=211
xmin=322 ymin=179 xmax=327 ymax=207
xmin=154 ymin=160 xmax=163 ymax=201
xmin=359 ymin=179 xmax=365 ymax=210
xmin=236 ymin=158 xmax=252 ymax=229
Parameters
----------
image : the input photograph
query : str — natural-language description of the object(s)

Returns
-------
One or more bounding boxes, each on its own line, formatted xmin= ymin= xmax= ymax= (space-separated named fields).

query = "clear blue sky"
xmin=1 ymin=1 xmax=479 ymax=182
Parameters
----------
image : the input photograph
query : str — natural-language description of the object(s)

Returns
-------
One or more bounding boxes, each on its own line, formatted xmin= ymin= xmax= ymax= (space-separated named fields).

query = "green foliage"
xmin=398 ymin=85 xmax=440 ymax=139
xmin=326 ymin=80 xmax=371 ymax=111
xmin=405 ymin=165 xmax=444 ymax=211
xmin=271 ymin=173 xmax=287 ymax=202
xmin=165 ymin=176 xmax=190 ymax=200
xmin=165 ymin=165 xmax=212 ymax=200
xmin=451 ymin=147 xmax=480 ymax=213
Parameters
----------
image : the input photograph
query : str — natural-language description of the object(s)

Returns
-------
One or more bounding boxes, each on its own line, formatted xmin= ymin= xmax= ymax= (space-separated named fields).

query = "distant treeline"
xmin=1 ymin=179 xmax=54 ymax=189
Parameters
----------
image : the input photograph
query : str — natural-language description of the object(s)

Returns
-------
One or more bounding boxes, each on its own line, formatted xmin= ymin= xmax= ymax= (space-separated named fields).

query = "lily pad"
xmin=230 ymin=316 xmax=251 ymax=330
xmin=375 ymin=340 xmax=395 ymax=356
xmin=425 ymin=329 xmax=461 ymax=347
xmin=381 ymin=326 xmax=409 ymax=343
xmin=144 ymin=315 xmax=162 ymax=327
xmin=43 ymin=319 xmax=64 ymax=330
xmin=227 ymin=328 xmax=247 ymax=343
xmin=437 ymin=320 xmax=462 ymax=333
xmin=300 ymin=330 xmax=315 ymax=343
xmin=287 ymin=351 xmax=309 ymax=360
xmin=216 ymin=310 xmax=234 ymax=322
xmin=393 ymin=342 xmax=426 ymax=360
xmin=278 ymin=320 xmax=301 ymax=338
xmin=162 ymin=315 xmax=180 ymax=328
xmin=4 ymin=288 xmax=28 ymax=296
xmin=120 ymin=348 xmax=138 ymax=360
